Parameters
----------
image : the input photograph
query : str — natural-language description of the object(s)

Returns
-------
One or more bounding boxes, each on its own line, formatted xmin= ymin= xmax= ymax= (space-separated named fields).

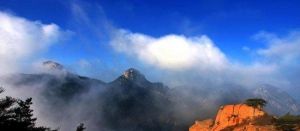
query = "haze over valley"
xmin=0 ymin=0 xmax=300 ymax=130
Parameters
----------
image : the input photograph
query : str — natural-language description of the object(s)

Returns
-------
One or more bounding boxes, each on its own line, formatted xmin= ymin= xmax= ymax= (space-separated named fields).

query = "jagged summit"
xmin=122 ymin=68 xmax=145 ymax=80
xmin=42 ymin=61 xmax=64 ymax=71
xmin=109 ymin=68 xmax=166 ymax=90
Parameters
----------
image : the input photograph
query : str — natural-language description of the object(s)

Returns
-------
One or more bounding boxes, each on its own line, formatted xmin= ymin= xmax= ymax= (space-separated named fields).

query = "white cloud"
xmin=108 ymin=29 xmax=300 ymax=90
xmin=0 ymin=11 xmax=64 ymax=74
xmin=255 ymin=31 xmax=300 ymax=63
xmin=110 ymin=29 xmax=227 ymax=70
xmin=78 ymin=59 xmax=92 ymax=69
xmin=242 ymin=46 xmax=250 ymax=51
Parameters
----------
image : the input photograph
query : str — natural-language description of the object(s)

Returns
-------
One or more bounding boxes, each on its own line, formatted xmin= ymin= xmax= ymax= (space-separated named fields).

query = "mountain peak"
xmin=42 ymin=61 xmax=64 ymax=70
xmin=109 ymin=68 xmax=164 ymax=89
xmin=122 ymin=68 xmax=144 ymax=80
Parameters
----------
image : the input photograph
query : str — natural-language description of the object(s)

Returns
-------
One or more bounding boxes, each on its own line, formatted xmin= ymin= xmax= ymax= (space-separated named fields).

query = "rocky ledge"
xmin=189 ymin=104 xmax=277 ymax=131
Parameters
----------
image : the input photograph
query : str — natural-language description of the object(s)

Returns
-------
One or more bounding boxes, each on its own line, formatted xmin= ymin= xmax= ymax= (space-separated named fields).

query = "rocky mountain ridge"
xmin=1 ymin=61 xmax=300 ymax=131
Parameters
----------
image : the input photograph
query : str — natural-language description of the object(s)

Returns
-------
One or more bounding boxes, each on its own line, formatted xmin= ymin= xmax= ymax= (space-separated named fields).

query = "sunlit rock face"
xmin=230 ymin=125 xmax=276 ymax=131
xmin=213 ymin=104 xmax=266 ymax=130
xmin=122 ymin=68 xmax=143 ymax=80
xmin=189 ymin=104 xmax=276 ymax=131
xmin=189 ymin=119 xmax=213 ymax=131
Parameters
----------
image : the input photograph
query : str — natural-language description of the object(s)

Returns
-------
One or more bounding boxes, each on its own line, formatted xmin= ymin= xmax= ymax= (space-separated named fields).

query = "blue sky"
xmin=0 ymin=0 xmax=300 ymax=84
xmin=1 ymin=0 xmax=299 ymax=60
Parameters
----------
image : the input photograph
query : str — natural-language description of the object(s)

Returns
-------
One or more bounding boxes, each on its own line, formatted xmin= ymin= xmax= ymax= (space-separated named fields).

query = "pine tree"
xmin=244 ymin=98 xmax=267 ymax=109
xmin=0 ymin=87 xmax=55 ymax=131
xmin=76 ymin=123 xmax=86 ymax=131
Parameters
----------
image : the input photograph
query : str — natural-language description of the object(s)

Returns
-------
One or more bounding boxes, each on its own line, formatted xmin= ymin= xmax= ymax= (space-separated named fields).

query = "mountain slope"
xmin=253 ymin=85 xmax=300 ymax=115
xmin=99 ymin=68 xmax=178 ymax=131
xmin=1 ymin=61 xmax=299 ymax=131
xmin=0 ymin=61 xmax=106 ymax=131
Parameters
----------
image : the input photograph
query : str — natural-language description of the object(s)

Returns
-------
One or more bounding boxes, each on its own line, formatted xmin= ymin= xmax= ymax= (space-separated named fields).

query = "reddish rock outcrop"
xmin=189 ymin=119 xmax=214 ymax=131
xmin=189 ymin=104 xmax=277 ymax=131
xmin=213 ymin=104 xmax=266 ymax=130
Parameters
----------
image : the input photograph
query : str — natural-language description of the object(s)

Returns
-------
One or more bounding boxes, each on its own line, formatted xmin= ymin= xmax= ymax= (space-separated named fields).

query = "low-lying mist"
xmin=0 ymin=61 xmax=299 ymax=131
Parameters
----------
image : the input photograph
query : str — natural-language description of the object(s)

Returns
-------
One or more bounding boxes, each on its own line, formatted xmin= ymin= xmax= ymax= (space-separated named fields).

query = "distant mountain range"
xmin=0 ymin=61 xmax=299 ymax=131
xmin=254 ymin=85 xmax=300 ymax=115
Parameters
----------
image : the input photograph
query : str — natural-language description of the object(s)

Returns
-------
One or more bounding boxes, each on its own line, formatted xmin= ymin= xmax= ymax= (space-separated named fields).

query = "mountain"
xmin=169 ymin=83 xmax=300 ymax=126
xmin=109 ymin=68 xmax=166 ymax=91
xmin=0 ymin=65 xmax=182 ymax=131
xmin=6 ymin=66 xmax=104 ymax=103
xmin=253 ymin=85 xmax=300 ymax=115
xmin=1 ymin=61 xmax=300 ymax=131
xmin=0 ymin=62 xmax=106 ymax=131
xmin=100 ymin=68 xmax=179 ymax=131
xmin=42 ymin=61 xmax=64 ymax=71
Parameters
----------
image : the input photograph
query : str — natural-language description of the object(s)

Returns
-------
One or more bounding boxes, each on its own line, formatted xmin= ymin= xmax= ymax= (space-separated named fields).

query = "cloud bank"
xmin=0 ymin=11 xmax=64 ymax=74
xmin=111 ymin=29 xmax=227 ymax=70
xmin=255 ymin=31 xmax=300 ymax=64
xmin=0 ymin=1 xmax=300 ymax=130
xmin=110 ymin=29 xmax=300 ymax=91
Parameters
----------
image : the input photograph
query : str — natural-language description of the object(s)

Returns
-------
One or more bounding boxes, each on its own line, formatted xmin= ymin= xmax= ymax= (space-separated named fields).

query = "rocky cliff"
xmin=189 ymin=104 xmax=277 ymax=131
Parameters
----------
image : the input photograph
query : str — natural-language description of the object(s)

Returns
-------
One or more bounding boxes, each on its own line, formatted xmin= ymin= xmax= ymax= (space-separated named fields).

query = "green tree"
xmin=244 ymin=98 xmax=267 ymax=108
xmin=0 ymin=87 xmax=55 ymax=131
xmin=13 ymin=98 xmax=38 ymax=130
xmin=76 ymin=123 xmax=86 ymax=131
xmin=275 ymin=112 xmax=300 ymax=131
